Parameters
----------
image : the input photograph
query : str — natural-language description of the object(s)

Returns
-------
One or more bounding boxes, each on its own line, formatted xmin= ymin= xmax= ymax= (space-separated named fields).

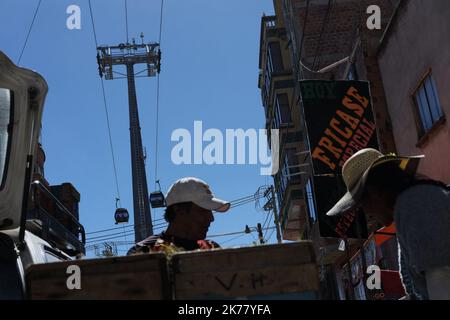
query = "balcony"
xmin=277 ymin=177 xmax=306 ymax=241
xmin=26 ymin=181 xmax=86 ymax=256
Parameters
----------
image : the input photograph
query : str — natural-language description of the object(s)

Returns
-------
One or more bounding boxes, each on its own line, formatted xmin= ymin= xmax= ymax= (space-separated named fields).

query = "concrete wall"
xmin=378 ymin=0 xmax=450 ymax=183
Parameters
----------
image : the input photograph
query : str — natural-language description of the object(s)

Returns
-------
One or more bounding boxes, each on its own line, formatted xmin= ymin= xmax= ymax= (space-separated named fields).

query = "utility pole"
xmin=257 ymin=223 xmax=265 ymax=245
xmin=96 ymin=37 xmax=161 ymax=242
xmin=260 ymin=186 xmax=282 ymax=244
xmin=269 ymin=186 xmax=282 ymax=244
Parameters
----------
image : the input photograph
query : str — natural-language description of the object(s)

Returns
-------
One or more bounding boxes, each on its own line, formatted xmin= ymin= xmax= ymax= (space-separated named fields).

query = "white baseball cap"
xmin=165 ymin=177 xmax=230 ymax=212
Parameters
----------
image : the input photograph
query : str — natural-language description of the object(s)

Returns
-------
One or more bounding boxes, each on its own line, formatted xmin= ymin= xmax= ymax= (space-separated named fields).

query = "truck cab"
xmin=0 ymin=51 xmax=85 ymax=299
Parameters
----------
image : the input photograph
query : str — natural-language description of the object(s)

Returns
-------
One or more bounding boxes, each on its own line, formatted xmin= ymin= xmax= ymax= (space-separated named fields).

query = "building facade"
xmin=377 ymin=0 xmax=450 ymax=183
xmin=257 ymin=0 xmax=450 ymax=299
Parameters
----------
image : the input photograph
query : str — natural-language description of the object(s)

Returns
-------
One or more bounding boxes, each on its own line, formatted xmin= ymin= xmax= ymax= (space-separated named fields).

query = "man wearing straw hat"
xmin=327 ymin=148 xmax=450 ymax=300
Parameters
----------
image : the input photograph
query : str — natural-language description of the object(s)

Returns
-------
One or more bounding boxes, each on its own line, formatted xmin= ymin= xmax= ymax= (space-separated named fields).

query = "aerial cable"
xmin=17 ymin=0 xmax=42 ymax=65
xmin=89 ymin=1 xmax=123 ymax=214
xmin=86 ymin=217 xmax=167 ymax=235
xmin=154 ymin=0 xmax=165 ymax=189
xmin=125 ymin=0 xmax=129 ymax=44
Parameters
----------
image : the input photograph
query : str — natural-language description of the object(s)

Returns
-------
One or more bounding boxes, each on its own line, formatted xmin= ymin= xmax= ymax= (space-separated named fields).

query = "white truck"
xmin=0 ymin=51 xmax=84 ymax=299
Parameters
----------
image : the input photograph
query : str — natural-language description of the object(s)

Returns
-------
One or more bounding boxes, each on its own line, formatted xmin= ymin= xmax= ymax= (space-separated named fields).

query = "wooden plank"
xmin=172 ymin=241 xmax=320 ymax=299
xmin=173 ymin=242 xmax=316 ymax=273
xmin=174 ymin=264 xmax=319 ymax=299
xmin=26 ymin=253 xmax=170 ymax=300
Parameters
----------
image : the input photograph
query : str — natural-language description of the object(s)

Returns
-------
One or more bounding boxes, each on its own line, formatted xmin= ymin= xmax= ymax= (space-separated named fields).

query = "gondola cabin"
xmin=150 ymin=191 xmax=165 ymax=208
xmin=114 ymin=208 xmax=129 ymax=224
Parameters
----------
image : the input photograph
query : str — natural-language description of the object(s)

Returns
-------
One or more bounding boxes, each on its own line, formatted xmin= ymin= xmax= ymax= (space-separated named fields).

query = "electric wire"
xmin=87 ymin=222 xmax=168 ymax=242
xmin=263 ymin=211 xmax=274 ymax=241
xmin=86 ymin=193 xmax=262 ymax=236
xmin=312 ymin=0 xmax=333 ymax=69
xmin=86 ymin=217 xmax=167 ymax=235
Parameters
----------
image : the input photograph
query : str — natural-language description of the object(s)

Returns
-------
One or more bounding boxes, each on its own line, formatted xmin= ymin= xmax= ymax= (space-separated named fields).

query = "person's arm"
xmin=425 ymin=266 xmax=450 ymax=300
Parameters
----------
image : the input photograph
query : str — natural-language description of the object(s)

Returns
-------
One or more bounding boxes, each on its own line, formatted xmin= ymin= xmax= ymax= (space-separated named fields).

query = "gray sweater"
xmin=394 ymin=183 xmax=450 ymax=299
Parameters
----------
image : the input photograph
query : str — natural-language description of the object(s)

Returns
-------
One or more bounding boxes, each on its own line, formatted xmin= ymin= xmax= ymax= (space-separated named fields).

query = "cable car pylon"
xmin=97 ymin=36 xmax=161 ymax=242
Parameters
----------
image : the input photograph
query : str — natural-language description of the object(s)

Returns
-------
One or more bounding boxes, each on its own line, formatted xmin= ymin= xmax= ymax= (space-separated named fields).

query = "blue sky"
xmin=0 ymin=0 xmax=276 ymax=257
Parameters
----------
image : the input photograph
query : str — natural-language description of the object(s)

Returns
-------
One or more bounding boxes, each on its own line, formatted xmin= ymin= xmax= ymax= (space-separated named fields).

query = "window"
xmin=414 ymin=74 xmax=444 ymax=136
xmin=280 ymin=148 xmax=300 ymax=194
xmin=267 ymin=42 xmax=284 ymax=74
xmin=347 ymin=63 xmax=358 ymax=80
xmin=0 ymin=89 xmax=13 ymax=189
xmin=274 ymin=93 xmax=292 ymax=129
xmin=305 ymin=179 xmax=317 ymax=223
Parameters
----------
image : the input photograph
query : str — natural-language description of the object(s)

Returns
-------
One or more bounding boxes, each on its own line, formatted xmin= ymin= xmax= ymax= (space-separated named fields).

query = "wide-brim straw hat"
xmin=326 ymin=148 xmax=424 ymax=217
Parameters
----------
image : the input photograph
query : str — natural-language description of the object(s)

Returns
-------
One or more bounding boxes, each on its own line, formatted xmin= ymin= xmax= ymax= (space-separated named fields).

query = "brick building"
xmin=258 ymin=0 xmax=416 ymax=299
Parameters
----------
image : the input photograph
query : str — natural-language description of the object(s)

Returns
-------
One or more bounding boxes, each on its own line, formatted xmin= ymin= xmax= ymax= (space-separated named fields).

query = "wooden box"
xmin=171 ymin=241 xmax=320 ymax=299
xmin=26 ymin=253 xmax=170 ymax=300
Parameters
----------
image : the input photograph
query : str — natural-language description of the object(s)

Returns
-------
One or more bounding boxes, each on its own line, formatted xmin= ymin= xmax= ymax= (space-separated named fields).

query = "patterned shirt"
xmin=127 ymin=232 xmax=220 ymax=255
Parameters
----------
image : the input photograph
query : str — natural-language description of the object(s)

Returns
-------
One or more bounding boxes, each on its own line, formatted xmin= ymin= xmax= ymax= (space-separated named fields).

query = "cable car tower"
xmin=96 ymin=35 xmax=161 ymax=242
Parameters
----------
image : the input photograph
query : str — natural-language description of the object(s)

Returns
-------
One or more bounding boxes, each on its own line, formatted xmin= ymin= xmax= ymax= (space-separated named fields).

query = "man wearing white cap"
xmin=327 ymin=148 xmax=450 ymax=300
xmin=128 ymin=177 xmax=230 ymax=255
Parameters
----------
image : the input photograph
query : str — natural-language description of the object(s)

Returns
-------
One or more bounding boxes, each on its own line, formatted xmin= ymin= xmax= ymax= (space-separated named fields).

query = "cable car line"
xmin=124 ymin=0 xmax=129 ymax=44
xmin=17 ymin=0 xmax=42 ymax=65
xmin=154 ymin=0 xmax=164 ymax=190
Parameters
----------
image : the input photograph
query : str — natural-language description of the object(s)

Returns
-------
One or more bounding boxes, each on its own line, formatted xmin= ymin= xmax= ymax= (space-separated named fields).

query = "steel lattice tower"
xmin=97 ymin=38 xmax=161 ymax=242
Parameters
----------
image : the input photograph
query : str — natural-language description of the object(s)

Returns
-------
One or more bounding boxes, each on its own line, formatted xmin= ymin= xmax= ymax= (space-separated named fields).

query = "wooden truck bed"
xmin=26 ymin=241 xmax=319 ymax=300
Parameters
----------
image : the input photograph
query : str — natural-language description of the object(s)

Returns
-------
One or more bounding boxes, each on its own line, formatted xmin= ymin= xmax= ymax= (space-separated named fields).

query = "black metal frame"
xmin=27 ymin=181 xmax=86 ymax=256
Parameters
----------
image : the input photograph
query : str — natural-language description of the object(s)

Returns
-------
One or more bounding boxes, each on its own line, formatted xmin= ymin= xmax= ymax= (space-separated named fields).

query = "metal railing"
xmin=28 ymin=180 xmax=86 ymax=255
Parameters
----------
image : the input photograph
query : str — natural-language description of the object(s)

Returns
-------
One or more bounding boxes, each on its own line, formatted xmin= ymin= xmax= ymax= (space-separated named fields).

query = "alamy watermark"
xmin=66 ymin=5 xmax=81 ymax=30
xmin=170 ymin=121 xmax=279 ymax=176
xmin=66 ymin=265 xmax=81 ymax=290
xmin=367 ymin=5 xmax=381 ymax=30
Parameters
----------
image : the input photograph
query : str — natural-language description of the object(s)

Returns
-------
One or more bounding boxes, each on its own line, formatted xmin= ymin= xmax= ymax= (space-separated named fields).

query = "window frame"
xmin=267 ymin=41 xmax=284 ymax=75
xmin=0 ymin=89 xmax=14 ymax=191
xmin=411 ymin=69 xmax=445 ymax=143
xmin=305 ymin=179 xmax=317 ymax=223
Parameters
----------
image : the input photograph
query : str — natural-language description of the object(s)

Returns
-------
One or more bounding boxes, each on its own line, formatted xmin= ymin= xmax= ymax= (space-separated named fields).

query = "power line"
xmin=312 ymin=0 xmax=333 ymax=69
xmin=263 ymin=212 xmax=274 ymax=241
xmin=220 ymin=233 xmax=248 ymax=246
xmin=266 ymin=227 xmax=277 ymax=243
xmin=17 ymin=0 xmax=42 ymax=65
xmin=86 ymin=225 xmax=167 ymax=244
xmin=86 ymin=217 xmax=167 ymax=235
xmin=261 ymin=209 xmax=272 ymax=232
xmin=85 ymin=192 xmax=263 ymax=238
xmin=87 ymin=221 xmax=168 ymax=241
